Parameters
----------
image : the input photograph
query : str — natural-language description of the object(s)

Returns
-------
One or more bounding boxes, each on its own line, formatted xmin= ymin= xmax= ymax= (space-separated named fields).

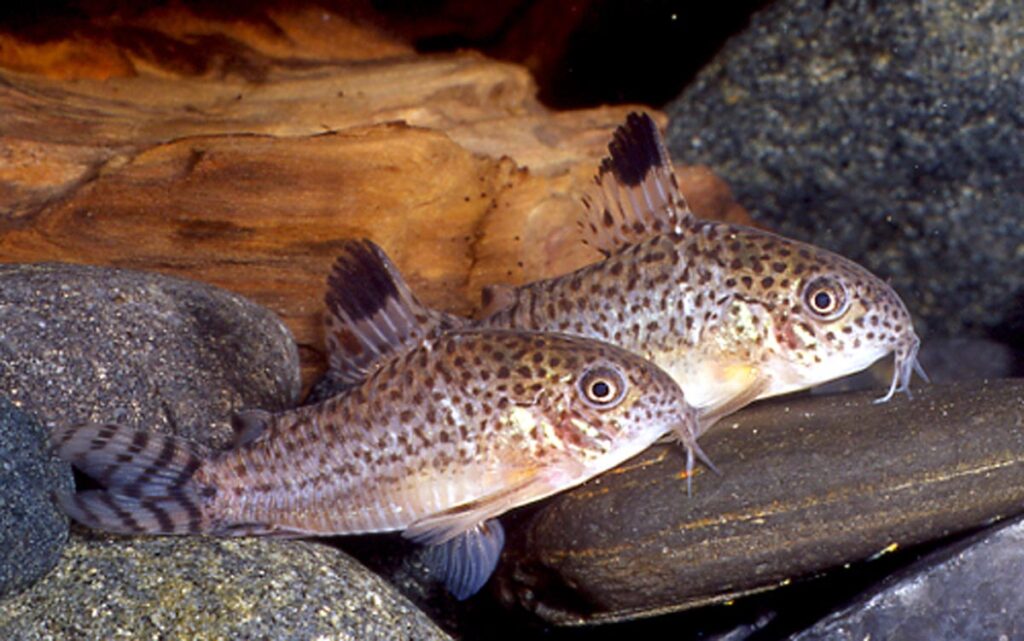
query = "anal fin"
xmin=423 ymin=520 xmax=506 ymax=600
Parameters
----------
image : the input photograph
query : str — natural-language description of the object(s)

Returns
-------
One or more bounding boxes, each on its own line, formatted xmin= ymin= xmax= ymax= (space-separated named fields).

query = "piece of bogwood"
xmin=0 ymin=4 xmax=414 ymax=80
xmin=496 ymin=379 xmax=1024 ymax=625
xmin=0 ymin=20 xmax=751 ymax=390
xmin=0 ymin=125 xmax=501 ymax=384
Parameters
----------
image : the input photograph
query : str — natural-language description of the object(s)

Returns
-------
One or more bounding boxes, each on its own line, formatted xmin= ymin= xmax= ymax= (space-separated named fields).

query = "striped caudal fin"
xmin=50 ymin=423 xmax=213 ymax=535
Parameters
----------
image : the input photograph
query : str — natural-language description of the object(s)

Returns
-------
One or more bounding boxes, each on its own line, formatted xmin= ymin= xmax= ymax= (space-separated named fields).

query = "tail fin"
xmin=51 ymin=423 xmax=213 ymax=535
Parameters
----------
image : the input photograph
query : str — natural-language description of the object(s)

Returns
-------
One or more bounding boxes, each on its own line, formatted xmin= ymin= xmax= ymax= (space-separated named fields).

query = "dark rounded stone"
xmin=0 ymin=397 xmax=73 ymax=599
xmin=0 ymin=262 xmax=301 ymax=447
xmin=665 ymin=0 xmax=1024 ymax=343
xmin=792 ymin=515 xmax=1024 ymax=641
xmin=497 ymin=379 xmax=1024 ymax=625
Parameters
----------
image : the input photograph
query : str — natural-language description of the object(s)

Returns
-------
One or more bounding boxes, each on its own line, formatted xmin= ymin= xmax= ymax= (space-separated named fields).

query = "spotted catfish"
xmin=52 ymin=241 xmax=701 ymax=600
xmin=479 ymin=112 xmax=925 ymax=430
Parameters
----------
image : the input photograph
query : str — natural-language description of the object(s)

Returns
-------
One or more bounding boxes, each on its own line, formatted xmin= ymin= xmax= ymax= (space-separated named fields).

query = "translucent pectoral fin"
xmin=404 ymin=467 xmax=570 ymax=544
xmin=404 ymin=461 xmax=587 ymax=598
xmin=423 ymin=520 xmax=506 ymax=600
xmin=674 ymin=374 xmax=770 ymax=496
xmin=696 ymin=374 xmax=771 ymax=437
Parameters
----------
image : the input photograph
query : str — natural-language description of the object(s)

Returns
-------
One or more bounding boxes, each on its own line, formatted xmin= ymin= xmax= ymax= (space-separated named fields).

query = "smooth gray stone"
xmin=665 ymin=0 xmax=1024 ymax=340
xmin=0 ymin=262 xmax=300 ymax=447
xmin=791 ymin=515 xmax=1024 ymax=641
xmin=0 ymin=397 xmax=73 ymax=599
xmin=497 ymin=379 xmax=1024 ymax=625
xmin=0 ymin=536 xmax=452 ymax=640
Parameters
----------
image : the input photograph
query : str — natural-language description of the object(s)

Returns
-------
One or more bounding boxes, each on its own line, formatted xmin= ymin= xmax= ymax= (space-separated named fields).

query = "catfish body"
xmin=477 ymin=113 xmax=925 ymax=426
xmin=202 ymin=330 xmax=691 ymax=538
xmin=54 ymin=243 xmax=699 ymax=599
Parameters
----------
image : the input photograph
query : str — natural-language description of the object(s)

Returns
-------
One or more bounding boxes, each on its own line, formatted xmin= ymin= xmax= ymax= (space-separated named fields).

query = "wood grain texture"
xmin=0 ymin=6 xmax=751 ymax=391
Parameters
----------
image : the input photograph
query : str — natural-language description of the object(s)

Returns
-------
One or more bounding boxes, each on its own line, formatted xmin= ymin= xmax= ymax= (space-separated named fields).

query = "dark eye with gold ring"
xmin=577 ymin=366 xmax=627 ymax=409
xmin=802 ymin=276 xmax=849 ymax=320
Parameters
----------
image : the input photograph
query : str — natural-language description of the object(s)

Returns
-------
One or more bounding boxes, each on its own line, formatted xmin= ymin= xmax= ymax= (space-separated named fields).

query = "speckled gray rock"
xmin=791 ymin=515 xmax=1024 ymax=641
xmin=0 ymin=263 xmax=300 ymax=447
xmin=666 ymin=0 xmax=1024 ymax=340
xmin=0 ymin=535 xmax=452 ymax=640
xmin=0 ymin=397 xmax=73 ymax=599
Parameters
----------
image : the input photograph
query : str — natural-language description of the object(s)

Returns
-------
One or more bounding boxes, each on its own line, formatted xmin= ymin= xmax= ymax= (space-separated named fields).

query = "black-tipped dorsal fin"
xmin=578 ymin=112 xmax=695 ymax=257
xmin=325 ymin=239 xmax=463 ymax=385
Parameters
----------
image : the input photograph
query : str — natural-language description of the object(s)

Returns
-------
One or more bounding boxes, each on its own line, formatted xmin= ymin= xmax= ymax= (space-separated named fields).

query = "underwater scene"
xmin=0 ymin=1 xmax=1021 ymax=640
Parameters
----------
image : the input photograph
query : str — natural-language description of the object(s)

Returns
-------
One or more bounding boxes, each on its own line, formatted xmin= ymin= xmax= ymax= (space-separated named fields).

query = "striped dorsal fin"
xmin=324 ymin=239 xmax=463 ymax=385
xmin=579 ymin=112 xmax=695 ymax=257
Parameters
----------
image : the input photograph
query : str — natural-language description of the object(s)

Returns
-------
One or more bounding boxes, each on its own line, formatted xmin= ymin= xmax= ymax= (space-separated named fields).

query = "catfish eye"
xmin=577 ymin=366 xmax=627 ymax=409
xmin=802 ymin=276 xmax=849 ymax=320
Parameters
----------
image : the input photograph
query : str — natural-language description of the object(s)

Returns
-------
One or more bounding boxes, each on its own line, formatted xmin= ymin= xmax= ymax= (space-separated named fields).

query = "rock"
xmin=665 ymin=0 xmax=1024 ymax=342
xmin=0 ymin=535 xmax=452 ymax=640
xmin=0 ymin=397 xmax=73 ymax=599
xmin=791 ymin=514 xmax=1024 ymax=641
xmin=0 ymin=263 xmax=300 ymax=447
xmin=497 ymin=379 xmax=1024 ymax=625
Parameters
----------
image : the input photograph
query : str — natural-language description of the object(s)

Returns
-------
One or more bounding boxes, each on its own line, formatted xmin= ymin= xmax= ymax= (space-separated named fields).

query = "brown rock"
xmin=497 ymin=379 xmax=1024 ymax=625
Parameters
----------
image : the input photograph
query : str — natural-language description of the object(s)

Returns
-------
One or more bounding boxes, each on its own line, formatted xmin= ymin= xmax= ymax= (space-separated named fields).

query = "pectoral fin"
xmin=423 ymin=519 xmax=506 ymax=600
xmin=696 ymin=374 xmax=771 ymax=437
xmin=404 ymin=458 xmax=590 ymax=596
xmin=673 ymin=374 xmax=771 ymax=496
xmin=404 ymin=467 xmax=573 ymax=545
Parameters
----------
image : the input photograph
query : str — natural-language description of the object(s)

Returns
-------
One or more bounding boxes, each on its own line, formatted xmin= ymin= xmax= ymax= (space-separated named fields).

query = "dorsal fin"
xmin=578 ymin=112 xmax=695 ymax=257
xmin=324 ymin=239 xmax=462 ymax=385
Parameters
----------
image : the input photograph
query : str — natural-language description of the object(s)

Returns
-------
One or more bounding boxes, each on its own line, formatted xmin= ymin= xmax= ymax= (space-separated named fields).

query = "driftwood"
xmin=0 ymin=5 xmax=750 ymax=391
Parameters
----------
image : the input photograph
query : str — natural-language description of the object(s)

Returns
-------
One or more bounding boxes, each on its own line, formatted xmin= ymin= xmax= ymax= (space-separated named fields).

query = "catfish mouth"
xmin=875 ymin=334 xmax=927 ymax=403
